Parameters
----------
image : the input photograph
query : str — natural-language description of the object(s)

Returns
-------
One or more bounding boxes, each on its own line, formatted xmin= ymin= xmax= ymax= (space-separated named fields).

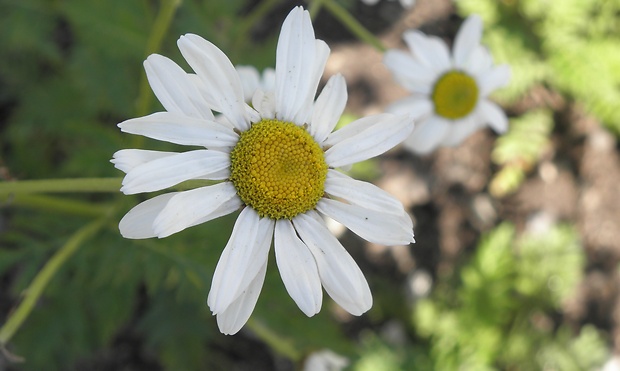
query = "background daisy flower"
xmin=384 ymin=15 xmax=511 ymax=154
xmin=361 ymin=0 xmax=416 ymax=9
xmin=235 ymin=65 xmax=275 ymax=104
xmin=112 ymin=6 xmax=415 ymax=335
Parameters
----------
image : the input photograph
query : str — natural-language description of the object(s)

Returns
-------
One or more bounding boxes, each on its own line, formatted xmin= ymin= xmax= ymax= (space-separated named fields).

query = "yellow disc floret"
xmin=432 ymin=70 xmax=479 ymax=120
xmin=229 ymin=119 xmax=328 ymax=220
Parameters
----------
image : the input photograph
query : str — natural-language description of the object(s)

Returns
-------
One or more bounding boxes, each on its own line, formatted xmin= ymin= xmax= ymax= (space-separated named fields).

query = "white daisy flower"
xmin=383 ymin=14 xmax=511 ymax=154
xmin=112 ymin=6 xmax=415 ymax=335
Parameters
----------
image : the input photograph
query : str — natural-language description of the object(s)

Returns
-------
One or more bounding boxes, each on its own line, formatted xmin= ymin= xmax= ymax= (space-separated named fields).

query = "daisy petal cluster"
xmin=112 ymin=6 xmax=415 ymax=335
xmin=384 ymin=15 xmax=511 ymax=154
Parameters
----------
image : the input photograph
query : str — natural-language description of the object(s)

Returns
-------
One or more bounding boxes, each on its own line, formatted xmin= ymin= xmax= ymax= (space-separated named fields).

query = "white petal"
xmin=245 ymin=104 xmax=261 ymax=123
xmin=235 ymin=65 xmax=261 ymax=103
xmin=177 ymin=34 xmax=250 ymax=131
xmin=325 ymin=114 xmax=414 ymax=168
xmin=402 ymin=30 xmax=430 ymax=64
xmin=325 ymin=170 xmax=405 ymax=215
xmin=275 ymin=219 xmax=322 ymax=317
xmin=119 ymin=192 xmax=177 ymax=239
xmin=118 ymin=112 xmax=239 ymax=148
xmin=453 ymin=15 xmax=483 ymax=68
xmin=111 ymin=149 xmax=177 ymax=174
xmin=197 ymin=167 xmax=232 ymax=181
xmin=275 ymin=6 xmax=315 ymax=123
xmin=188 ymin=73 xmax=221 ymax=111
xmin=323 ymin=114 xmax=385 ymax=148
xmin=120 ymin=150 xmax=230 ymax=195
xmin=190 ymin=73 xmax=263 ymax=128
xmin=402 ymin=115 xmax=450 ymax=154
xmin=479 ymin=64 xmax=511 ymax=97
xmin=144 ymin=54 xmax=215 ymax=120
xmin=479 ymin=100 xmax=509 ymax=133
xmin=310 ymin=74 xmax=347 ymax=144
xmin=463 ymin=45 xmax=493 ymax=77
xmin=208 ymin=207 xmax=274 ymax=314
xmin=152 ymin=182 xmax=240 ymax=238
xmin=292 ymin=211 xmax=372 ymax=316
xmin=260 ymin=68 xmax=276 ymax=92
xmin=383 ymin=49 xmax=435 ymax=92
xmin=187 ymin=198 xmax=243 ymax=232
xmin=216 ymin=262 xmax=267 ymax=335
xmin=383 ymin=49 xmax=413 ymax=72
xmin=423 ymin=36 xmax=452 ymax=72
xmin=295 ymin=39 xmax=330 ymax=125
xmin=317 ymin=198 xmax=414 ymax=246
xmin=275 ymin=7 xmax=329 ymax=125
xmin=440 ymin=114 xmax=481 ymax=147
xmin=252 ymin=89 xmax=276 ymax=119
xmin=402 ymin=30 xmax=451 ymax=72
xmin=386 ymin=96 xmax=433 ymax=118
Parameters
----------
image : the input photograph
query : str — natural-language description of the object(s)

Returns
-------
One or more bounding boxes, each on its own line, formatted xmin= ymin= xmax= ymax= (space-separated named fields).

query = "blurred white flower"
xmin=113 ymin=6 xmax=415 ymax=335
xmin=235 ymin=65 xmax=275 ymax=103
xmin=304 ymin=349 xmax=349 ymax=371
xmin=603 ymin=356 xmax=620 ymax=371
xmin=384 ymin=15 xmax=510 ymax=154
xmin=361 ymin=0 xmax=416 ymax=9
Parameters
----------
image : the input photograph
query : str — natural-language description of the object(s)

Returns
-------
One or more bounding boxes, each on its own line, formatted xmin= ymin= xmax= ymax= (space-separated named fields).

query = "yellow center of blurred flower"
xmin=229 ymin=119 xmax=328 ymax=220
xmin=432 ymin=71 xmax=479 ymax=119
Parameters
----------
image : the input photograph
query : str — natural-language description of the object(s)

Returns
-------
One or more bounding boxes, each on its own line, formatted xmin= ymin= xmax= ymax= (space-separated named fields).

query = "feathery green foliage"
xmin=411 ymin=222 xmax=599 ymax=370
xmin=490 ymin=109 xmax=553 ymax=197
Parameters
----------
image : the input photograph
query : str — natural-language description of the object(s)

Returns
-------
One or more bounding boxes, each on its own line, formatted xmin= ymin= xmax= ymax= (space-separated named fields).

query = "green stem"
xmin=308 ymin=0 xmax=325 ymax=20
xmin=0 ymin=177 xmax=213 ymax=197
xmin=0 ymin=178 xmax=122 ymax=195
xmin=0 ymin=219 xmax=105 ymax=346
xmin=245 ymin=317 xmax=301 ymax=361
xmin=134 ymin=0 xmax=182 ymax=147
xmin=233 ymin=0 xmax=282 ymax=58
xmin=322 ymin=0 xmax=386 ymax=52
xmin=3 ymin=194 xmax=109 ymax=217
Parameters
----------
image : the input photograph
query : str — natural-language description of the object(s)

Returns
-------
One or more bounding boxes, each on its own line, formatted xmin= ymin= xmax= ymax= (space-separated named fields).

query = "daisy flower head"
xmin=383 ymin=15 xmax=511 ymax=154
xmin=112 ymin=6 xmax=415 ymax=335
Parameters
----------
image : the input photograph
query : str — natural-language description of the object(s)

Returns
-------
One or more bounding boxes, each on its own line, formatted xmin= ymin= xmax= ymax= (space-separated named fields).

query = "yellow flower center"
xmin=432 ymin=70 xmax=479 ymax=119
xmin=229 ymin=119 xmax=328 ymax=220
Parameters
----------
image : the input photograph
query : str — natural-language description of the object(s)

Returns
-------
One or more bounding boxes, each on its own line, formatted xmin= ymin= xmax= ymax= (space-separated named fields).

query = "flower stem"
xmin=134 ymin=0 xmax=182 ymax=147
xmin=233 ymin=0 xmax=281 ymax=58
xmin=308 ymin=0 xmax=325 ymax=20
xmin=0 ymin=178 xmax=213 ymax=198
xmin=3 ymin=194 xmax=110 ymax=217
xmin=0 ymin=219 xmax=105 ymax=347
xmin=321 ymin=0 xmax=386 ymax=52
xmin=245 ymin=318 xmax=301 ymax=361
xmin=0 ymin=178 xmax=122 ymax=195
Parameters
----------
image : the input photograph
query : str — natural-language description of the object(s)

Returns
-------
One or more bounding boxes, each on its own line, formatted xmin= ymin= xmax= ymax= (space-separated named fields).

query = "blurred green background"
xmin=1 ymin=0 xmax=620 ymax=370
